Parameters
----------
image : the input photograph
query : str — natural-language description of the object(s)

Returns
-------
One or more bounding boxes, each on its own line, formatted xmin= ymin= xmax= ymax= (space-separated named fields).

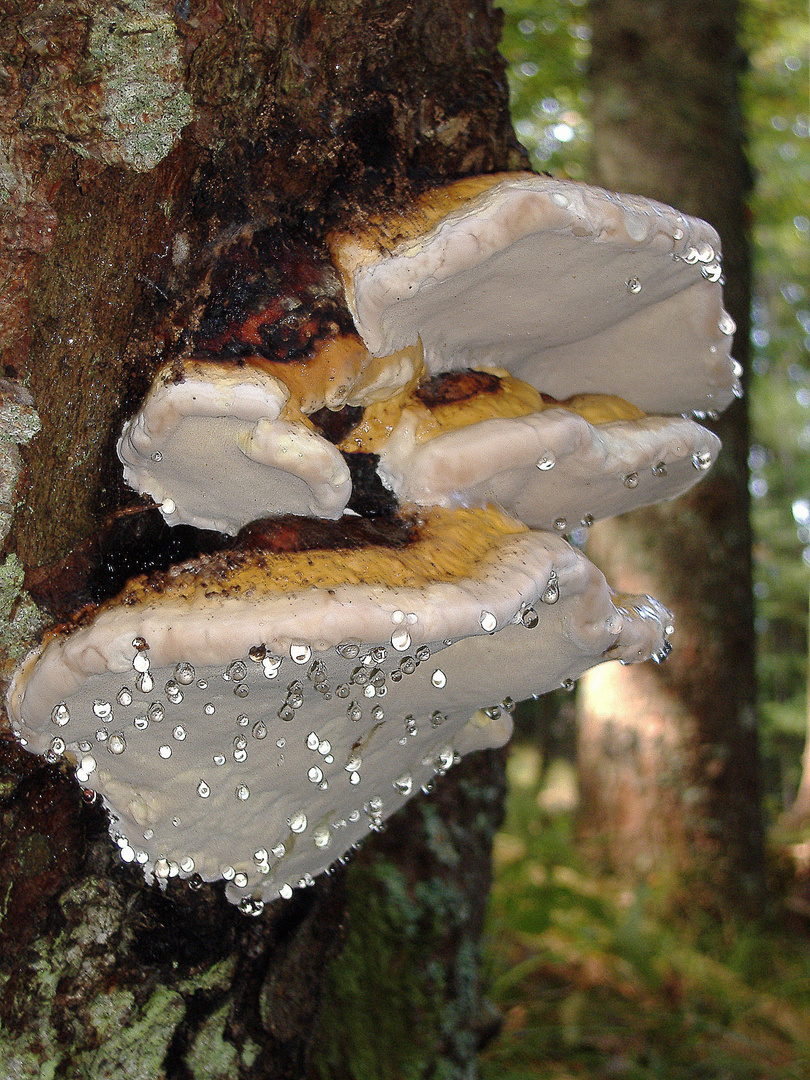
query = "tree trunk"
xmin=0 ymin=1 xmax=523 ymax=1074
xmin=576 ymin=0 xmax=765 ymax=912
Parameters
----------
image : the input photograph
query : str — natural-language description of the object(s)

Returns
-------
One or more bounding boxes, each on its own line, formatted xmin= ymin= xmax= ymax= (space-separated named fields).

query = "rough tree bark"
xmin=576 ymin=0 xmax=765 ymax=912
xmin=0 ymin=1 xmax=525 ymax=1075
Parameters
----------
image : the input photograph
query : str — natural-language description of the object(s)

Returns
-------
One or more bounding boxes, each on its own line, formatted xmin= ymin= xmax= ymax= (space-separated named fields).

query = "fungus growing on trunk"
xmin=8 ymin=506 xmax=670 ymax=908
xmin=8 ymin=174 xmax=734 ymax=908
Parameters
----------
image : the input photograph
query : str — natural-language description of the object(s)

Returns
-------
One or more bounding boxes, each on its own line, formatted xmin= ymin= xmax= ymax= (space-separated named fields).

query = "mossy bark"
xmin=0 ymin=1 xmax=521 ymax=1074
xmin=576 ymin=0 xmax=765 ymax=913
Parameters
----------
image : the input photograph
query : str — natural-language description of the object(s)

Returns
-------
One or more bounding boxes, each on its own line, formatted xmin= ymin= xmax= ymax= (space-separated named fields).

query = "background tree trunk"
xmin=0 ymin=1 xmax=524 ymax=1074
xmin=576 ymin=0 xmax=765 ymax=913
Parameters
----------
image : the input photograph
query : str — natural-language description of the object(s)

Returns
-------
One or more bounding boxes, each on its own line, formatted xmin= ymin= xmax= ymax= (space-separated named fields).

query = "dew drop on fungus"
xmin=289 ymin=812 xmax=307 ymax=833
xmin=226 ymin=660 xmax=247 ymax=682
xmin=136 ymin=672 xmax=153 ymax=693
xmin=279 ymin=883 xmax=293 ymax=899
xmin=308 ymin=766 xmax=323 ymax=783
xmin=236 ymin=713 xmax=249 ymax=727
xmin=159 ymin=745 xmax=172 ymax=759
xmin=134 ymin=714 xmax=148 ymax=730
xmin=541 ymin=571 xmax=560 ymax=605
xmin=51 ymin=703 xmax=70 ymax=726
xmin=197 ymin=780 xmax=210 ymax=798
xmin=172 ymin=725 xmax=186 ymax=740
xmin=553 ymin=517 xmax=567 ymax=532
xmin=430 ymin=669 xmax=447 ymax=688
xmin=117 ymin=688 xmax=133 ymax=706
xmin=92 ymin=700 xmax=112 ymax=719
xmin=235 ymin=784 xmax=250 ymax=801
xmin=480 ymin=610 xmax=497 ymax=632
xmin=133 ymin=652 xmax=150 ymax=673
xmin=108 ymin=733 xmax=127 ymax=755
xmin=175 ymin=662 xmax=195 ymax=684
xmin=336 ymin=642 xmax=360 ymax=659
xmin=535 ymin=453 xmax=555 ymax=470
xmin=164 ymin=680 xmax=183 ymax=704
xmin=148 ymin=703 xmax=165 ymax=723
xmin=652 ymin=461 xmax=668 ymax=477
xmin=692 ymin=449 xmax=712 ymax=470
xmin=313 ymin=827 xmax=331 ymax=848
xmin=391 ymin=628 xmax=411 ymax=651
xmin=623 ymin=471 xmax=639 ymax=488
xmin=625 ymin=277 xmax=642 ymax=294
xmin=347 ymin=701 xmax=362 ymax=722
xmin=272 ymin=842 xmax=286 ymax=858
xmin=415 ymin=645 xmax=430 ymax=662
xmin=520 ymin=604 xmax=539 ymax=627
xmin=252 ymin=721 xmax=268 ymax=739
xmin=393 ymin=775 xmax=413 ymax=795
xmin=290 ymin=644 xmax=312 ymax=665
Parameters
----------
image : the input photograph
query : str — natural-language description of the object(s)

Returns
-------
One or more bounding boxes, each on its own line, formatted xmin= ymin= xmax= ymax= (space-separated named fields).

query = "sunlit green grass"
xmin=481 ymin=746 xmax=810 ymax=1080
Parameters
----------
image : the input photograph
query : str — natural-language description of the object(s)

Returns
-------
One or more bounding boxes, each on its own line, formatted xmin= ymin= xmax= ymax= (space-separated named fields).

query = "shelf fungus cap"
xmin=117 ymin=359 xmax=352 ymax=534
xmin=329 ymin=173 xmax=739 ymax=416
xmin=7 ymin=507 xmax=670 ymax=906
xmin=377 ymin=407 xmax=721 ymax=530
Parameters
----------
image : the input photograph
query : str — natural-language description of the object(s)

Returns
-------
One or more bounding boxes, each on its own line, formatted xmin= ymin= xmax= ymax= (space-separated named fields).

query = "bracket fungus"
xmin=8 ymin=173 xmax=734 ymax=909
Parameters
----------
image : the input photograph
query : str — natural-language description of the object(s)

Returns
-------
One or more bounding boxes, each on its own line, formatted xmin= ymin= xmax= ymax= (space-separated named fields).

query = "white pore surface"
xmin=8 ymin=532 xmax=670 ymax=906
xmin=117 ymin=362 xmax=352 ymax=534
xmin=377 ymin=410 xmax=721 ymax=530
xmin=342 ymin=177 xmax=738 ymax=416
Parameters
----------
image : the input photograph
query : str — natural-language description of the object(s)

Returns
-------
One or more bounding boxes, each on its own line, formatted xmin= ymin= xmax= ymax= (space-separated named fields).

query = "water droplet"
xmin=226 ymin=660 xmax=247 ymax=682
xmin=197 ymin=779 xmax=210 ymax=798
xmin=428 ymin=668 xmax=445 ymax=689
xmin=252 ymin=721 xmax=268 ymax=739
xmin=262 ymin=655 xmax=282 ymax=679
xmin=117 ymin=688 xmax=133 ymax=706
xmin=146 ymin=703 xmax=163 ymax=724
xmin=701 ymin=262 xmax=722 ymax=281
xmin=172 ymin=725 xmax=186 ymax=741
xmin=92 ymin=699 xmax=112 ymax=719
xmin=51 ymin=703 xmax=70 ymax=726
xmin=521 ymin=604 xmax=540 ymax=627
xmin=561 ymin=678 xmax=575 ymax=692
xmin=623 ymin=471 xmax=639 ymax=488
xmin=277 ymin=703 xmax=295 ymax=721
xmin=279 ymin=883 xmax=293 ymax=900
xmin=335 ymin=683 xmax=350 ymax=698
xmin=159 ymin=745 xmax=172 ymax=759
xmin=318 ymin=740 xmax=332 ymax=755
xmin=272 ymin=842 xmax=286 ymax=859
xmin=391 ymin=628 xmax=411 ymax=651
xmin=625 ymin=277 xmax=642 ymax=294
xmin=652 ymin=461 xmax=668 ymax=477
xmin=541 ymin=571 xmax=560 ymax=605
xmin=535 ymin=453 xmax=556 ymax=470
xmin=48 ymin=736 xmax=66 ymax=758
xmin=133 ymin=651 xmax=150 ymax=673
xmin=164 ymin=680 xmax=183 ymax=704
xmin=289 ymin=812 xmax=307 ymax=833
xmin=108 ymin=733 xmax=127 ymax=755
xmin=349 ymin=771 xmax=361 ymax=785
xmin=393 ymin=775 xmax=413 ymax=796
xmin=581 ymin=514 xmax=594 ymax=528
xmin=151 ymin=450 xmax=163 ymax=462
xmin=692 ymin=449 xmax=713 ymax=470
xmin=336 ymin=642 xmax=360 ymax=659
xmin=221 ymin=865 xmax=235 ymax=880
xmin=235 ymin=784 xmax=250 ymax=801
xmin=172 ymin=662 xmax=194 ymax=685
xmin=308 ymin=766 xmax=323 ymax=783
xmin=683 ymin=246 xmax=700 ymax=264
xmin=719 ymin=313 xmax=736 ymax=336
xmin=213 ymin=753 xmax=226 ymax=766
xmin=347 ymin=701 xmax=362 ymax=722
xmin=399 ymin=656 xmax=417 ymax=675
xmin=290 ymin=644 xmax=312 ymax=665
xmin=553 ymin=517 xmax=567 ymax=532
xmin=313 ymin=826 xmax=331 ymax=848
xmin=134 ymin=714 xmax=148 ymax=730
xmin=234 ymin=683 xmax=249 ymax=698
xmin=136 ymin=671 xmax=153 ymax=693
xmin=415 ymin=645 xmax=431 ymax=662
xmin=249 ymin=644 xmax=266 ymax=662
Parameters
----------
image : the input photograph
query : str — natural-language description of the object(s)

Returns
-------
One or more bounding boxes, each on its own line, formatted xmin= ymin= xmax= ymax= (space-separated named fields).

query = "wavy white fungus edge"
xmin=117 ymin=360 xmax=352 ymax=534
xmin=330 ymin=173 xmax=740 ymax=417
xmin=7 ymin=530 xmax=670 ymax=906
xmin=376 ymin=409 xmax=721 ymax=530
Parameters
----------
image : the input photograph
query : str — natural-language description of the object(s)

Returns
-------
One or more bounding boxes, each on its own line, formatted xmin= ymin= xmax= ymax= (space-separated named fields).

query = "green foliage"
xmin=482 ymin=749 xmax=810 ymax=1079
xmin=499 ymin=0 xmax=590 ymax=179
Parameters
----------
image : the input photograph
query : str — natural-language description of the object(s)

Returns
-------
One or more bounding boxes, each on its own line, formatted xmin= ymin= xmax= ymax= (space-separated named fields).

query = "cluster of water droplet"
xmin=38 ymin=600 xmax=558 ymax=906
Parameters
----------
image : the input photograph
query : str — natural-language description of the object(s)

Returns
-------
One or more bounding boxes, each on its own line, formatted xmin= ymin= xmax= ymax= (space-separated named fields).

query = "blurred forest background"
xmin=480 ymin=0 xmax=810 ymax=1076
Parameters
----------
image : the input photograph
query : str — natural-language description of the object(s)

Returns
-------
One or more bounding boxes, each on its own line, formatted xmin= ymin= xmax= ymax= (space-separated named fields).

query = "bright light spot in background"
xmin=552 ymin=123 xmax=576 ymax=142
xmin=792 ymin=498 xmax=810 ymax=525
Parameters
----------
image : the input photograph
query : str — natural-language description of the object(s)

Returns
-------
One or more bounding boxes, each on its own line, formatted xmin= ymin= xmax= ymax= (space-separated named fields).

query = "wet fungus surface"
xmin=7 ymin=174 xmax=736 ymax=910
